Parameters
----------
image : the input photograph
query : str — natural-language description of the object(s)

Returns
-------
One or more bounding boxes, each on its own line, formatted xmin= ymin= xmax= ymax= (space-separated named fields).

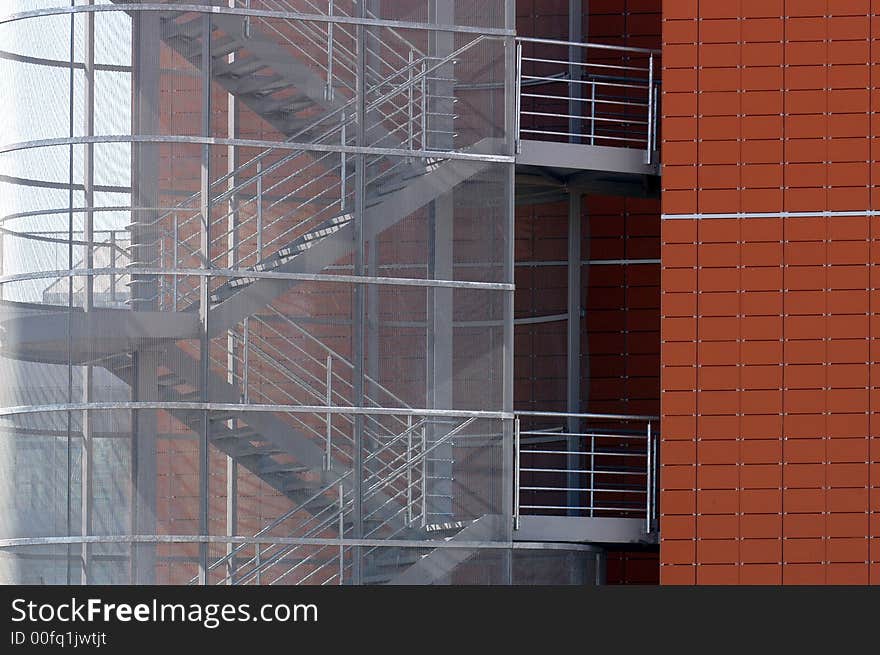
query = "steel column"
xmin=502 ymin=0 xmax=517 ymax=585
xmin=365 ymin=0 xmax=382 ymax=475
xmin=351 ymin=0 xmax=368 ymax=586
xmin=425 ymin=0 xmax=456 ymax=536
xmin=225 ymin=8 xmax=239 ymax=584
xmin=129 ymin=8 xmax=161 ymax=585
xmin=594 ymin=548 xmax=606 ymax=585
xmin=80 ymin=0 xmax=96 ymax=585
xmin=197 ymin=12 xmax=212 ymax=585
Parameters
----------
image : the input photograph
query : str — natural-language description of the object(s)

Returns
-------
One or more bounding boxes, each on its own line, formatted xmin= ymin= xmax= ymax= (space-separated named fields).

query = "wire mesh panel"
xmin=0 ymin=1 xmax=517 ymax=585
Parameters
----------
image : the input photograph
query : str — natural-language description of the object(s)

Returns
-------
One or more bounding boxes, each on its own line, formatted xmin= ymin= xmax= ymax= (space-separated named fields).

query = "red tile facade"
xmin=661 ymin=1 xmax=880 ymax=584
xmin=517 ymin=0 xmax=662 ymax=584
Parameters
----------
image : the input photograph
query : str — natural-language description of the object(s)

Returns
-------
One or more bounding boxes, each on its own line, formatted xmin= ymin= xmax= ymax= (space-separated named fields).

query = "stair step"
xmin=260 ymin=461 xmax=311 ymax=475
xmin=211 ymin=428 xmax=262 ymax=442
xmin=211 ymin=36 xmax=244 ymax=60
xmin=214 ymin=56 xmax=268 ymax=78
xmin=230 ymin=73 xmax=288 ymax=97
xmin=227 ymin=446 xmax=284 ymax=459
xmin=162 ymin=16 xmax=204 ymax=41
xmin=281 ymin=477 xmax=325 ymax=492
xmin=253 ymin=94 xmax=317 ymax=116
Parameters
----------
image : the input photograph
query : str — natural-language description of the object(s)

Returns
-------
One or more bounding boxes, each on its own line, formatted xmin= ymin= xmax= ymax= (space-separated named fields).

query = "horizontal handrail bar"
xmin=516 ymin=36 xmax=659 ymax=55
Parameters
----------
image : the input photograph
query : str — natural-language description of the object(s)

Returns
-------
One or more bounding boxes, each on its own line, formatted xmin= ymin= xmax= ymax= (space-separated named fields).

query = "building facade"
xmin=8 ymin=0 xmax=874 ymax=587
xmin=0 ymin=0 xmax=661 ymax=585
xmin=661 ymin=1 xmax=880 ymax=584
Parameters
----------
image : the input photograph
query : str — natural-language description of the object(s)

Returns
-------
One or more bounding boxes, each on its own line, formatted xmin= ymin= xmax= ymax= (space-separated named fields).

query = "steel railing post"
xmin=242 ymin=317 xmax=249 ymax=403
xmin=242 ymin=0 xmax=251 ymax=39
xmin=420 ymin=422 xmax=427 ymax=527
xmin=255 ymin=160 xmax=263 ymax=261
xmin=254 ymin=542 xmax=261 ymax=585
xmin=326 ymin=0 xmax=334 ymax=101
xmin=653 ymin=82 xmax=660 ymax=156
xmin=646 ymin=421 xmax=652 ymax=534
xmin=109 ymin=230 xmax=117 ymax=304
xmin=514 ymin=416 xmax=521 ymax=530
xmin=172 ymin=215 xmax=178 ymax=310
xmin=589 ymin=422 xmax=595 ymax=517
xmin=407 ymin=49 xmax=414 ymax=159
xmin=645 ymin=52 xmax=654 ymax=165
xmin=340 ymin=114 xmax=347 ymax=211
xmin=651 ymin=434 xmax=660 ymax=531
xmin=515 ymin=40 xmax=522 ymax=153
xmin=325 ymin=354 xmax=333 ymax=471
xmin=406 ymin=414 xmax=413 ymax=526
xmin=338 ymin=483 xmax=344 ymax=585
xmin=420 ymin=60 xmax=427 ymax=150
xmin=590 ymin=82 xmax=596 ymax=145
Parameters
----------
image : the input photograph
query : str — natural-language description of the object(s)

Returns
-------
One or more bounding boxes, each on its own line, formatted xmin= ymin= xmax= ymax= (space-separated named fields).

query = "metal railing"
xmin=515 ymin=37 xmax=660 ymax=164
xmin=129 ymin=36 xmax=477 ymax=311
xmin=36 ymin=229 xmax=131 ymax=308
xmin=198 ymin=415 xmax=473 ymax=585
xmin=514 ymin=411 xmax=659 ymax=534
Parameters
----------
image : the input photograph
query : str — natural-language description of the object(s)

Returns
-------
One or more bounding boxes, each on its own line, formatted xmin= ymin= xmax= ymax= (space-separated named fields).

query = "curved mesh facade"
xmin=0 ymin=1 xmax=519 ymax=585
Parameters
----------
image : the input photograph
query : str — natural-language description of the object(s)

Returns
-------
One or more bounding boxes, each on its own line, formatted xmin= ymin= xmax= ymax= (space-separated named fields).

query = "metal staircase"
xmin=0 ymin=3 xmax=662 ymax=584
xmin=79 ymin=1 xmax=493 ymax=584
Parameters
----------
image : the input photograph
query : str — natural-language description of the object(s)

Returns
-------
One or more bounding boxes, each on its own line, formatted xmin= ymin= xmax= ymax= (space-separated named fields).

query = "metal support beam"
xmin=426 ymin=193 xmax=454 ymax=529
xmin=131 ymin=350 xmax=158 ymax=585
xmin=502 ymin=0 xmax=517 ymax=585
xmin=425 ymin=0 xmax=456 ymax=542
xmin=565 ymin=0 xmax=588 ymax=518
xmin=364 ymin=0 xmax=381 ymax=414
xmin=351 ymin=0 xmax=367 ymax=586
xmin=197 ymin=13 xmax=212 ymax=585
xmin=80 ymin=0 xmax=95 ymax=585
xmin=594 ymin=548 xmax=606 ymax=585
xmin=366 ymin=239 xmax=379 ymax=451
xmin=129 ymin=8 xmax=160 ymax=585
xmin=225 ymin=6 xmax=239 ymax=584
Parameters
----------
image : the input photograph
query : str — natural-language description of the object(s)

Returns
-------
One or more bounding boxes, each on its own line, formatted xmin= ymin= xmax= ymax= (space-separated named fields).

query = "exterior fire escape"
xmin=0 ymin=1 xmax=659 ymax=584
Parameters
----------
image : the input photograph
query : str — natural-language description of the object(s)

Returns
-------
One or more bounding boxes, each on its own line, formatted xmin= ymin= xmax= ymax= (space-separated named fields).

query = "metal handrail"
xmin=210 ymin=416 xmax=463 ymax=585
xmin=249 ymin=416 xmax=474 ymax=585
xmin=514 ymin=411 xmax=659 ymax=528
xmin=516 ymin=36 xmax=659 ymax=55
xmin=127 ymin=24 xmax=442 ymax=267
xmin=514 ymin=37 xmax=659 ymax=164
xmin=196 ymin=415 xmax=432 ymax=584
xmin=162 ymin=41 xmax=476 ymax=299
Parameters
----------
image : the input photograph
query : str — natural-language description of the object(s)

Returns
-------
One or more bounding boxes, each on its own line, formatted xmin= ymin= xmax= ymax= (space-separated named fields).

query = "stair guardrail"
xmin=515 ymin=37 xmax=660 ymax=165
xmin=204 ymin=415 xmax=470 ymax=585
xmin=514 ymin=410 xmax=659 ymax=532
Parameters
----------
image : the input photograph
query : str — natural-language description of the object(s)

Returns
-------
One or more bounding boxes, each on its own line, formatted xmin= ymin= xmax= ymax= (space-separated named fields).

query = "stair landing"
xmin=515 ymin=139 xmax=660 ymax=201
xmin=514 ymin=515 xmax=657 ymax=546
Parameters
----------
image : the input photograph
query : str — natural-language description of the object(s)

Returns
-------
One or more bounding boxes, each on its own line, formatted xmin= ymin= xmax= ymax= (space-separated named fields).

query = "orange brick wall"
xmin=515 ymin=197 xmax=661 ymax=420
xmin=661 ymin=1 xmax=880 ymax=584
xmin=517 ymin=0 xmax=661 ymax=49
